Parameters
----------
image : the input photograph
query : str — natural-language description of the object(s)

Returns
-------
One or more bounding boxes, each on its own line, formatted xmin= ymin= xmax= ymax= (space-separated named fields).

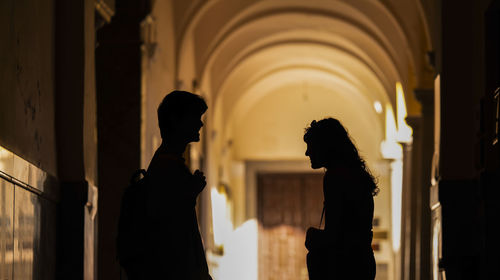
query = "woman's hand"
xmin=305 ymin=227 xmax=324 ymax=251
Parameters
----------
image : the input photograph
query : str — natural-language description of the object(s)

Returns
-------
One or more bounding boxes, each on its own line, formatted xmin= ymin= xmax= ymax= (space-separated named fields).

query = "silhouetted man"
xmin=143 ymin=90 xmax=212 ymax=279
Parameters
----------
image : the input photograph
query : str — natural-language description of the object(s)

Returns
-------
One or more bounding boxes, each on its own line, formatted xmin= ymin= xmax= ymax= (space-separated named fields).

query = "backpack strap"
xmin=319 ymin=201 xmax=325 ymax=229
xmin=130 ymin=169 xmax=147 ymax=184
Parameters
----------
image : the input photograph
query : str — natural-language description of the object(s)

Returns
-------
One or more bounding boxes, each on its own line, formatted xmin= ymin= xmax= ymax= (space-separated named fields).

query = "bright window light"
xmin=211 ymin=186 xmax=233 ymax=248
xmin=381 ymin=105 xmax=402 ymax=159
xmin=396 ymin=82 xmax=413 ymax=143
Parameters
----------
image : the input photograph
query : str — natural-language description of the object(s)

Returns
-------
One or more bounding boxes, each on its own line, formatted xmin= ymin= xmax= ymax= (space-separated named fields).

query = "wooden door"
xmin=257 ymin=173 xmax=324 ymax=280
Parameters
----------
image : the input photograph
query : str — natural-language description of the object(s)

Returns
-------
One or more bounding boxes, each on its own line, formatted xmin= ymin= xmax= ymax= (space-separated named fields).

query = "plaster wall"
xmin=0 ymin=0 xmax=57 ymax=176
xmin=141 ymin=0 xmax=177 ymax=168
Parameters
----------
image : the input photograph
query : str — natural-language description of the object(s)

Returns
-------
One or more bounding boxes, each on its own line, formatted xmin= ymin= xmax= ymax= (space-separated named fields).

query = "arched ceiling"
xmin=175 ymin=0 xmax=433 ymax=86
xmin=172 ymin=0 xmax=433 ymax=159
xmin=231 ymin=78 xmax=384 ymax=161
xmin=216 ymin=43 xmax=389 ymax=129
xmin=207 ymin=18 xmax=401 ymax=102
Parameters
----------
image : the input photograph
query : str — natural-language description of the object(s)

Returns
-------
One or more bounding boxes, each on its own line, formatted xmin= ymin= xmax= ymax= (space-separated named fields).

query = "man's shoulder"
xmin=147 ymin=155 xmax=192 ymax=191
xmin=148 ymin=153 xmax=186 ymax=171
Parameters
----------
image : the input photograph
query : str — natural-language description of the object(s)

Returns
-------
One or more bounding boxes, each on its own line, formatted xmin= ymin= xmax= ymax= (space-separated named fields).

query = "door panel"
xmin=257 ymin=173 xmax=323 ymax=280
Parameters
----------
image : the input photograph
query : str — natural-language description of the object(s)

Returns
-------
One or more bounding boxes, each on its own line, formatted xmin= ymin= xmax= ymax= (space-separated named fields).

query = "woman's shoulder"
xmin=326 ymin=168 xmax=371 ymax=196
xmin=325 ymin=167 xmax=358 ymax=184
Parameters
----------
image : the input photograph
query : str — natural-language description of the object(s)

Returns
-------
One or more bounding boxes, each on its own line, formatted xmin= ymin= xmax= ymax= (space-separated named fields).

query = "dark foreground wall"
xmin=1 ymin=0 xmax=101 ymax=278
xmin=0 ymin=1 xmax=59 ymax=279
xmin=433 ymin=0 xmax=500 ymax=279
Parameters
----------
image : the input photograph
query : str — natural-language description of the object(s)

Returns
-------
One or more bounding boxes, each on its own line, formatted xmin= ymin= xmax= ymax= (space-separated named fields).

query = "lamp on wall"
xmin=140 ymin=15 xmax=157 ymax=59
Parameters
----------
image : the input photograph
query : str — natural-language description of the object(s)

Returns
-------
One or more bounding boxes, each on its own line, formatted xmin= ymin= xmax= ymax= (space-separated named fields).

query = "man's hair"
xmin=157 ymin=90 xmax=207 ymax=139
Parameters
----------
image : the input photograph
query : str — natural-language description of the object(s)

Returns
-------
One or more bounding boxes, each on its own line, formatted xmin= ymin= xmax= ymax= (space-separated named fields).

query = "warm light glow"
xmin=432 ymin=75 xmax=441 ymax=186
xmin=217 ymin=219 xmax=258 ymax=280
xmin=396 ymin=82 xmax=413 ymax=143
xmin=374 ymin=101 xmax=383 ymax=114
xmin=432 ymin=219 xmax=441 ymax=280
xmin=385 ymin=105 xmax=397 ymax=142
xmin=0 ymin=145 xmax=11 ymax=171
xmin=211 ymin=187 xmax=233 ymax=247
xmin=381 ymin=105 xmax=402 ymax=159
xmin=380 ymin=105 xmax=403 ymax=253
xmin=390 ymin=159 xmax=403 ymax=252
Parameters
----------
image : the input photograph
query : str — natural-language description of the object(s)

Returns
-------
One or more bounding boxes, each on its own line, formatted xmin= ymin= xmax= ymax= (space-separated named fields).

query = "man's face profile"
xmin=176 ymin=112 xmax=204 ymax=143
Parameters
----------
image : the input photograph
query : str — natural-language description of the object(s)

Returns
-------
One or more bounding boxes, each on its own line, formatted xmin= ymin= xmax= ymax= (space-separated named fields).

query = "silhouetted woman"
xmin=304 ymin=118 xmax=377 ymax=279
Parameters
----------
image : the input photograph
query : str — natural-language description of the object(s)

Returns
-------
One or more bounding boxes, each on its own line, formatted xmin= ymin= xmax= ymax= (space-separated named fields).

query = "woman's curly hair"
xmin=304 ymin=118 xmax=379 ymax=196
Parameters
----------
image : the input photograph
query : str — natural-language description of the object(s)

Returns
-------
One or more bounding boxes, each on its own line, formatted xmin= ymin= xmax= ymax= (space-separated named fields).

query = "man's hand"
xmin=192 ymin=169 xmax=207 ymax=195
xmin=305 ymin=227 xmax=323 ymax=251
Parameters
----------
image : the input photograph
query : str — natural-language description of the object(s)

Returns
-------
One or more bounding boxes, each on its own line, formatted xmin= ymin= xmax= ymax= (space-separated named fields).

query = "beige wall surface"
xmin=232 ymin=83 xmax=383 ymax=162
xmin=141 ymin=0 xmax=177 ymax=168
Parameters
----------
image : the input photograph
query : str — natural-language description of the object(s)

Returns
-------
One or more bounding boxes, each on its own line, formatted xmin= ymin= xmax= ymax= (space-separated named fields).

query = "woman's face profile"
xmin=305 ymin=141 xmax=328 ymax=169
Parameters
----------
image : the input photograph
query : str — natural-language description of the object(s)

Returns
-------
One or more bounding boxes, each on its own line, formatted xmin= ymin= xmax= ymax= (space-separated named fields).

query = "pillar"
xmin=95 ymin=0 xmax=150 ymax=279
xmin=413 ymin=89 xmax=433 ymax=280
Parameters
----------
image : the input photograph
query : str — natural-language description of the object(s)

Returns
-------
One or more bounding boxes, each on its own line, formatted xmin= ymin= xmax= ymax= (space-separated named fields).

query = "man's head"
xmin=157 ymin=90 xmax=207 ymax=143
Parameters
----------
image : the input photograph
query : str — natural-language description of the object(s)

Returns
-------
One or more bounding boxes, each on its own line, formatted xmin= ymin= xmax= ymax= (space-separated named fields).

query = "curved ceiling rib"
xmin=177 ymin=0 xmax=420 ymax=97
xmin=206 ymin=26 xmax=399 ymax=102
xmin=215 ymin=41 xmax=390 ymax=128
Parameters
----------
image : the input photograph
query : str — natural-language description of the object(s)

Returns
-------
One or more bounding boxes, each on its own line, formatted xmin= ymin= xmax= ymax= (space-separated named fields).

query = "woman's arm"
xmin=305 ymin=171 xmax=345 ymax=251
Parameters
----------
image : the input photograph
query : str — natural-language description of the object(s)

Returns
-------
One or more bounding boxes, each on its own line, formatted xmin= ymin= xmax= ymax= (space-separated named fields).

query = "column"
xmin=95 ymin=1 xmax=151 ymax=279
xmin=414 ymin=88 xmax=434 ymax=280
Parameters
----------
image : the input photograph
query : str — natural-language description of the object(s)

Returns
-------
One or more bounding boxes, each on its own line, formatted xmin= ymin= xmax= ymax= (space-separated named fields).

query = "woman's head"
xmin=304 ymin=118 xmax=356 ymax=168
xmin=304 ymin=118 xmax=379 ymax=195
